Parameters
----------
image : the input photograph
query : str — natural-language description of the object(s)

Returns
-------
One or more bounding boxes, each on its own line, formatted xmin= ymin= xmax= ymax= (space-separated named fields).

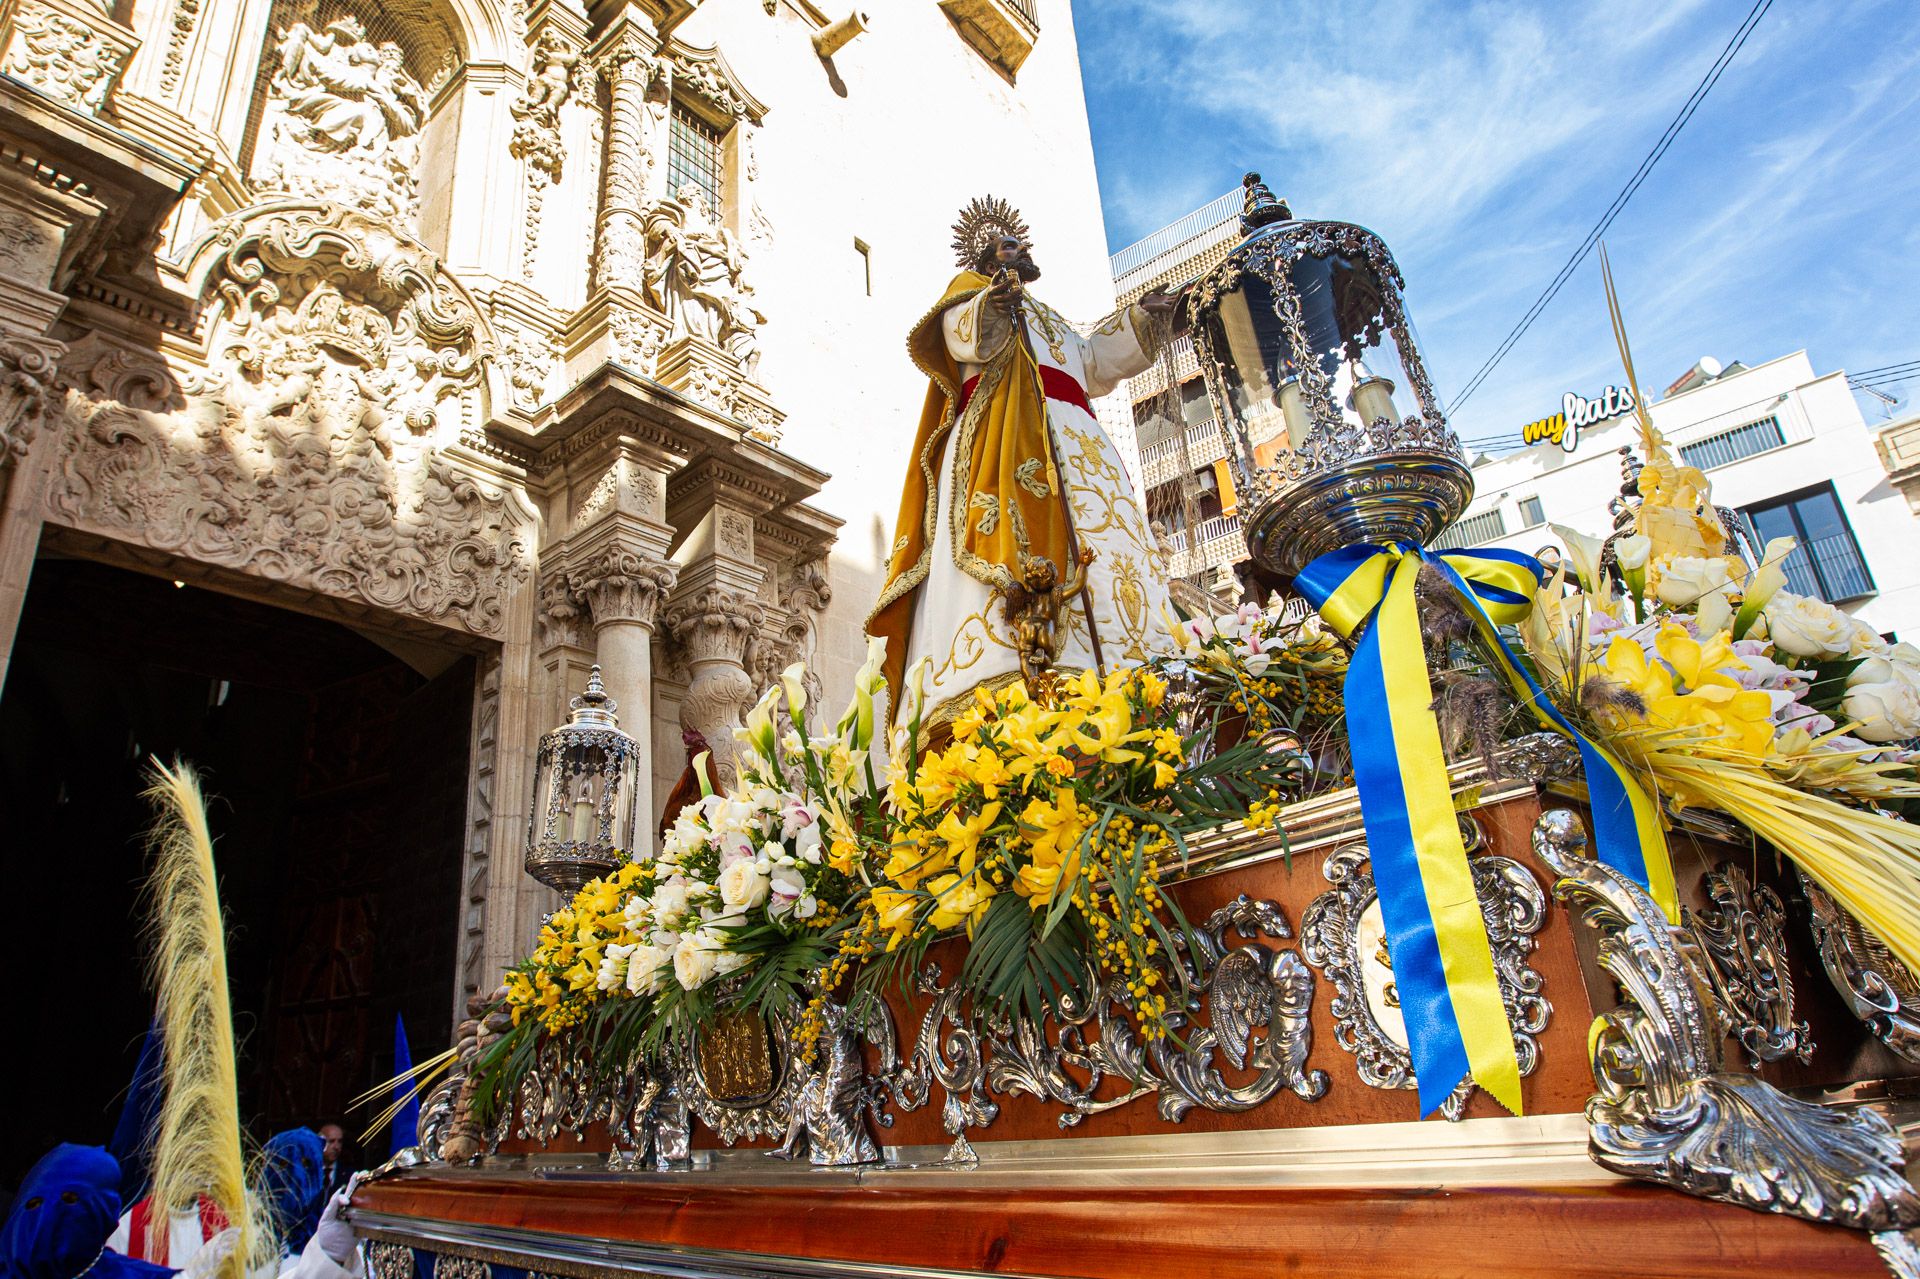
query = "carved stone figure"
xmin=510 ymin=30 xmax=583 ymax=182
xmin=644 ymin=185 xmax=764 ymax=369
xmin=255 ymin=17 xmax=427 ymax=228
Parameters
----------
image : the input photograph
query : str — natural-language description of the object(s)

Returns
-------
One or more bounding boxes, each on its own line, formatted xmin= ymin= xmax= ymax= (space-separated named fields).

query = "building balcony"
xmin=1140 ymin=419 xmax=1226 ymax=488
xmin=940 ymin=0 xmax=1040 ymax=76
xmin=1164 ymin=512 xmax=1245 ymax=579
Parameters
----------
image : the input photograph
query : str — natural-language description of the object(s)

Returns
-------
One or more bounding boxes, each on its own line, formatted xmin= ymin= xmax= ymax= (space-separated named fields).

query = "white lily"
xmin=1550 ymin=523 xmax=1607 ymax=596
xmin=1734 ymin=536 xmax=1795 ymax=639
xmin=780 ymin=661 xmax=808 ymax=724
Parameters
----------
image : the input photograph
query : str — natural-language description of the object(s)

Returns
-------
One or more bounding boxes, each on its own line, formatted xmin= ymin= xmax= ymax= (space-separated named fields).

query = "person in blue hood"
xmin=0 ymin=1146 xmax=175 ymax=1279
xmin=256 ymin=1133 xmax=324 ymax=1262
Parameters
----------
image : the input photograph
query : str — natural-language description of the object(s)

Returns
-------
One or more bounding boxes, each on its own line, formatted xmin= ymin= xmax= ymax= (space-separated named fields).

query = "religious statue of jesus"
xmin=868 ymin=196 xmax=1180 ymax=730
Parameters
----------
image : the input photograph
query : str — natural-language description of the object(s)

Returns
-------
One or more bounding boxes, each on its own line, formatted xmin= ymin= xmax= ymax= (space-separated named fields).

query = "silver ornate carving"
xmin=1301 ymin=832 xmax=1550 ymax=1120
xmin=1689 ymin=861 xmax=1812 ymax=1068
xmin=880 ymin=964 xmax=998 ymax=1163
xmin=901 ymin=897 xmax=1327 ymax=1134
xmin=1185 ymin=215 xmax=1470 ymax=575
xmin=771 ymin=999 xmax=884 ymax=1166
xmin=1533 ymin=809 xmax=1920 ymax=1238
xmin=1800 ymin=867 xmax=1920 ymax=1065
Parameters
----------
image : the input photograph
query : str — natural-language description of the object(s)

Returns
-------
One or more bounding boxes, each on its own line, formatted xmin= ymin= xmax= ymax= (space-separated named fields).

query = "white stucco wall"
xmin=676 ymin=0 xmax=1122 ymax=707
xmin=1458 ymin=351 xmax=1920 ymax=642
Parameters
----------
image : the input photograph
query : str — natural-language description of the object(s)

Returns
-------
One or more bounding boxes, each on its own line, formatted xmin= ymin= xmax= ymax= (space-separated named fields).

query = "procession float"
xmin=350 ymin=180 xmax=1920 ymax=1278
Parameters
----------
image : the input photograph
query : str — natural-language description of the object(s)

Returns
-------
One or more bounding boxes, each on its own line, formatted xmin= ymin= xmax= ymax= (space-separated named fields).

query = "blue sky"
xmin=1071 ymin=0 xmax=1920 ymax=452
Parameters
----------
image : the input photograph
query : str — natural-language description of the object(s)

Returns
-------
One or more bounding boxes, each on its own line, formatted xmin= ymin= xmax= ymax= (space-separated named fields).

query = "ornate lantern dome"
xmin=1185 ymin=175 xmax=1472 ymax=580
xmin=524 ymin=665 xmax=642 ymax=898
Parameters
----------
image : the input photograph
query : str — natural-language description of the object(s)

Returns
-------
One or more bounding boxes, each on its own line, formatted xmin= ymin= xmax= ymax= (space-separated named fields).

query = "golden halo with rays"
xmin=951 ymin=195 xmax=1032 ymax=270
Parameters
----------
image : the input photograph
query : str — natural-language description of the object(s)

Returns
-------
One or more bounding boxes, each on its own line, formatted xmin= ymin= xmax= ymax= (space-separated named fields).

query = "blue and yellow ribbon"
xmin=1296 ymin=542 xmax=1675 ymax=1117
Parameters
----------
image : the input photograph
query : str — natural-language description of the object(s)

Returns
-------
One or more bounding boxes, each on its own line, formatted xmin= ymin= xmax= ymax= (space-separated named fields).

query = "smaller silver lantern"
xmin=525 ymin=665 xmax=642 ymax=897
xmin=1185 ymin=174 xmax=1472 ymax=579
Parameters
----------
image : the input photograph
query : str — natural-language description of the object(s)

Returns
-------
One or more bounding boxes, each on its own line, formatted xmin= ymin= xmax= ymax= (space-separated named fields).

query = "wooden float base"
xmin=355 ymin=1168 xmax=1898 ymax=1278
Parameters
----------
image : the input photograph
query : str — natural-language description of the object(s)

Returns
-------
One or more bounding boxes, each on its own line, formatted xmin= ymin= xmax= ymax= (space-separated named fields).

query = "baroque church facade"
xmin=0 ymin=0 xmax=1124 ymax=1092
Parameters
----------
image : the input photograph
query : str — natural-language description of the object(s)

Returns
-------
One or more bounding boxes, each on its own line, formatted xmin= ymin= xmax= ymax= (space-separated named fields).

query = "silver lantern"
xmin=524 ymin=665 xmax=641 ymax=897
xmin=1185 ymin=174 xmax=1471 ymax=579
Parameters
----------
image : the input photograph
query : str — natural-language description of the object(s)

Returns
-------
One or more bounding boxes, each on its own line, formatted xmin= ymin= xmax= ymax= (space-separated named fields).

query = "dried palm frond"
xmin=1616 ymin=727 xmax=1920 ymax=976
xmin=141 ymin=759 xmax=257 ymax=1279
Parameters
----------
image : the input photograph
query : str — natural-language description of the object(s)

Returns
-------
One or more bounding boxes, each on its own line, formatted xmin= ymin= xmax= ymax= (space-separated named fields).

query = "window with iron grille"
xmin=1518 ymin=496 xmax=1545 ymax=527
xmin=1431 ymin=508 xmax=1507 ymax=551
xmin=1742 ymin=483 xmax=1875 ymax=603
xmin=668 ymin=107 xmax=724 ymax=211
xmin=1679 ymin=415 xmax=1786 ymax=470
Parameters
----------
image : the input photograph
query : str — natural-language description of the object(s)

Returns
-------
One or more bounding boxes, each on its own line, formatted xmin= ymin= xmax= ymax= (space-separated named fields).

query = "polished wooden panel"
xmin=356 ymin=1172 xmax=1890 ymax=1278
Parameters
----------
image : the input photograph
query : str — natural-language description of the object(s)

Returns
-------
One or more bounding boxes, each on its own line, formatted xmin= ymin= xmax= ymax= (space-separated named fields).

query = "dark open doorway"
xmin=0 ymin=556 xmax=475 ymax=1187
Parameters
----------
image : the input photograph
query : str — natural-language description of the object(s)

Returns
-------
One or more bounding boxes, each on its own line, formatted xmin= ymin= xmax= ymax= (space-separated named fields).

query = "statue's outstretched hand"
xmin=1138 ymin=289 xmax=1178 ymax=316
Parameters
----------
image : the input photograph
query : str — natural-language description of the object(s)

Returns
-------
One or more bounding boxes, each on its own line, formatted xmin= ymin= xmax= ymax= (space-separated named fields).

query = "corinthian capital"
xmin=571 ymin=545 xmax=679 ymax=628
xmin=0 ymin=334 xmax=66 ymax=470
xmin=664 ymin=585 xmax=765 ymax=666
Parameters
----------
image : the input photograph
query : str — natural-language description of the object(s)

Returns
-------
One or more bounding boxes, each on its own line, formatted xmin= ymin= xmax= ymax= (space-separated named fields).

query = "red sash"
xmin=957 ymin=363 xmax=1093 ymax=418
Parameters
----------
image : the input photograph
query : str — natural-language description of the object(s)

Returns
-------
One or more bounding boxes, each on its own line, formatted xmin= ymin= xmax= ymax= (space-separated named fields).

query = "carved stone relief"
xmin=252 ymin=17 xmax=427 ymax=229
xmin=47 ymin=205 xmax=533 ymax=639
xmin=0 ymin=334 xmax=65 ymax=470
xmin=496 ymin=324 xmax=557 ymax=414
xmin=509 ymin=29 xmax=586 ymax=183
xmin=3 ymin=2 xmax=128 ymax=114
xmin=536 ymin=571 xmax=591 ymax=651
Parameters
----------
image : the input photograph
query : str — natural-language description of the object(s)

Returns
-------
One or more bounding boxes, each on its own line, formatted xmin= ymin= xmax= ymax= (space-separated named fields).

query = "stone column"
xmin=589 ymin=18 xmax=660 ymax=294
xmin=663 ymin=583 xmax=764 ymax=791
xmin=0 ymin=334 xmax=66 ymax=694
xmin=571 ymin=543 xmax=677 ymax=854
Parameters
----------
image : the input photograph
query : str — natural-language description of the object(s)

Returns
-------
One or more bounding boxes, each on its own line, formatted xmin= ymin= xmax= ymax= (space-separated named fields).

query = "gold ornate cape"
xmin=867 ymin=270 xmax=1073 ymax=716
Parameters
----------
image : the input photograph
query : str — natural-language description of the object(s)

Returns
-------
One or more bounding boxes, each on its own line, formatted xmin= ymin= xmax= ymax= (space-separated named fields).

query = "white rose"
xmin=1843 ymin=678 xmax=1920 ymax=744
xmin=1846 ymin=615 xmax=1889 ymax=657
xmin=717 ymin=858 xmax=770 ymax=910
xmin=712 ymin=949 xmax=750 ymax=978
xmin=1763 ymin=593 xmax=1855 ymax=658
xmin=673 ymin=932 xmax=720 ymax=989
xmin=768 ymin=864 xmax=807 ymax=916
xmin=625 ymin=943 xmax=670 ymax=994
xmin=650 ymin=878 xmax=691 ymax=923
xmin=1652 ymin=555 xmax=1733 ymax=608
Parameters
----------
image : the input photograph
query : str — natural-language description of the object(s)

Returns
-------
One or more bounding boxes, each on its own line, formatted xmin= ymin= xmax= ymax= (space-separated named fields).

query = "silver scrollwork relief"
xmin=1301 ymin=831 xmax=1550 ymax=1120
xmin=1689 ymin=861 xmax=1812 ymax=1068
xmin=365 ymin=1241 xmax=415 ymax=1279
xmin=879 ymin=964 xmax=998 ymax=1164
xmin=907 ymin=897 xmax=1328 ymax=1133
xmin=1800 ymin=867 xmax=1920 ymax=1065
xmin=1533 ymin=809 xmax=1920 ymax=1243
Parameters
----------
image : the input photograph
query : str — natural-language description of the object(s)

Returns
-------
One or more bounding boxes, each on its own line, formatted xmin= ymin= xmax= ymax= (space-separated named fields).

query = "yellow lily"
xmin=1014 ymin=790 xmax=1086 ymax=904
xmin=936 ymin=800 xmax=1004 ymax=875
xmin=1653 ymin=623 xmax=1744 ymax=693
xmin=870 ymin=885 xmax=920 ymax=952
xmin=926 ymin=871 xmax=995 ymax=933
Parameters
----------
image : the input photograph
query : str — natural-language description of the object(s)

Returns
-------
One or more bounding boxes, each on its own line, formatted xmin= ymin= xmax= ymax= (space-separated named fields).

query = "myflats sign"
xmin=1520 ymin=385 xmax=1638 ymax=454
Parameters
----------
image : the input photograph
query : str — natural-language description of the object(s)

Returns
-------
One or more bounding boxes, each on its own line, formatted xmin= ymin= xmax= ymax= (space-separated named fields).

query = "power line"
xmin=1446 ymin=0 xmax=1774 ymax=418
xmin=1851 ymin=359 xmax=1920 ymax=381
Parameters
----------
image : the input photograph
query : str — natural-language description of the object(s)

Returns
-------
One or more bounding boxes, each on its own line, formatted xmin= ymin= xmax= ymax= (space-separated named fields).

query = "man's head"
xmin=982 ymin=234 xmax=1040 ymax=282
xmin=319 ymin=1124 xmax=344 ymax=1167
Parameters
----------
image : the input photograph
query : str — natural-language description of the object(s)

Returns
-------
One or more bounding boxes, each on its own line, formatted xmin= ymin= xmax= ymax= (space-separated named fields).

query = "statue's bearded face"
xmin=982 ymin=234 xmax=1041 ymax=282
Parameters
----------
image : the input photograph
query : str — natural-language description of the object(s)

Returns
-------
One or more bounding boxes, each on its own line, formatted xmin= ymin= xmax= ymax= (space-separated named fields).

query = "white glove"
xmin=182 ymin=1227 xmax=240 ymax=1279
xmin=311 ymin=1178 xmax=361 ymax=1266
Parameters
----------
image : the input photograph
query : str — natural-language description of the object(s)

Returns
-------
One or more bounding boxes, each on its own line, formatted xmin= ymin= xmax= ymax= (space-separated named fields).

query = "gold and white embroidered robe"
xmin=880 ymin=281 xmax=1174 ymax=729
